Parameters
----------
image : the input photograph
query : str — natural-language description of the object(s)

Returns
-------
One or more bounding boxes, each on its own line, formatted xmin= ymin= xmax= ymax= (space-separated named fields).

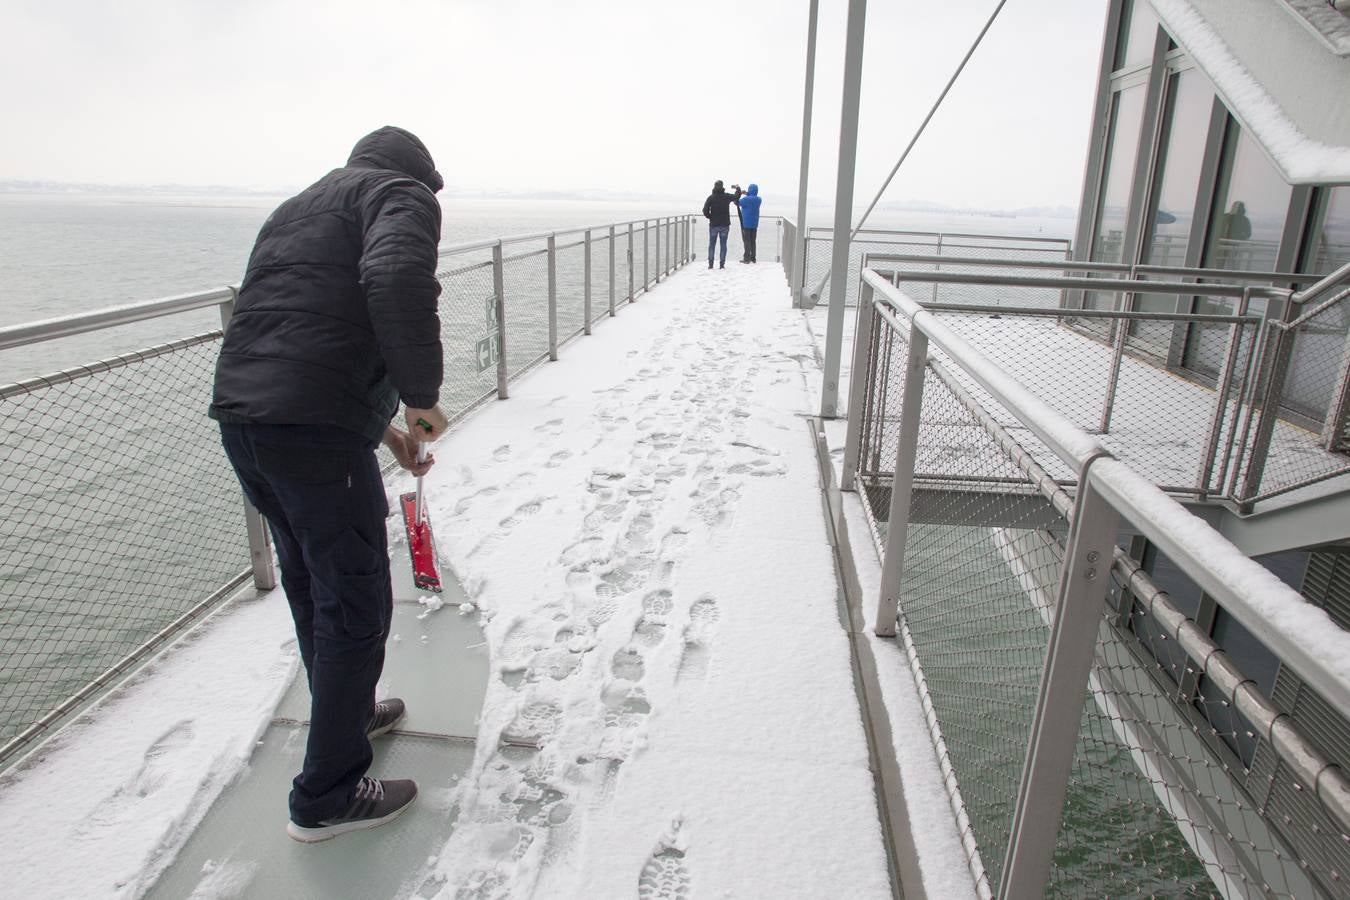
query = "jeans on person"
xmin=219 ymin=422 xmax=393 ymax=825
xmin=708 ymin=224 xmax=730 ymax=266
xmin=741 ymin=227 xmax=758 ymax=262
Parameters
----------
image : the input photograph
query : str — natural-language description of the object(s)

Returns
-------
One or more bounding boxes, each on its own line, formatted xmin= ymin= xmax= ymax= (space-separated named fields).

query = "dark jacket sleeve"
xmin=702 ymin=195 xmax=712 ymax=218
xmin=359 ymin=181 xmax=443 ymax=409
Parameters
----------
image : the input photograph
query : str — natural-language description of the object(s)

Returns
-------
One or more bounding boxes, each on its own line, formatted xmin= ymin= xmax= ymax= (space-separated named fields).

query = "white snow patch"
xmin=0 ymin=593 xmax=296 ymax=899
xmin=1153 ymin=0 xmax=1350 ymax=182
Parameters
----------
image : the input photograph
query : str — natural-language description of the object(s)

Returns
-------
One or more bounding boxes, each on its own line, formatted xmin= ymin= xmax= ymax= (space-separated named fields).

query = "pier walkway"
xmin=0 ymin=261 xmax=925 ymax=899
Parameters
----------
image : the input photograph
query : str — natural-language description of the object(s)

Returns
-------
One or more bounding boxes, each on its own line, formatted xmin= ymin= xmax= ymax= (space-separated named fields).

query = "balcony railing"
xmin=0 ymin=214 xmax=699 ymax=768
xmin=842 ymin=263 xmax=1350 ymax=898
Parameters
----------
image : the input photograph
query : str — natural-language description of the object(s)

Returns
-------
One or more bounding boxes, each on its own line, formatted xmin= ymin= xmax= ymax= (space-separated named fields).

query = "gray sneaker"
xmin=286 ymin=777 xmax=418 ymax=843
xmin=366 ymin=698 xmax=406 ymax=740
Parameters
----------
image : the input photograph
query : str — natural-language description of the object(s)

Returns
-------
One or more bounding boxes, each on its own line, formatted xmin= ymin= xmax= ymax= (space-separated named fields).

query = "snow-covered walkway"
xmin=0 ymin=261 xmax=895 ymax=899
xmin=413 ymin=261 xmax=890 ymax=897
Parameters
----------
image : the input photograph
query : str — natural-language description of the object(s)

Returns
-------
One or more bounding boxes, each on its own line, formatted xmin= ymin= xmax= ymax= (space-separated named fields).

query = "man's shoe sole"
xmin=286 ymin=793 xmax=417 ymax=844
xmin=366 ymin=707 xmax=407 ymax=740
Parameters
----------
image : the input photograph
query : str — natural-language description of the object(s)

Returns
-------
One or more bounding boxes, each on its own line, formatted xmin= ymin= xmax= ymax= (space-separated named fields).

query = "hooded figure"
xmin=702 ymin=180 xmax=739 ymax=268
xmin=736 ymin=184 xmax=763 ymax=263
xmin=210 ymin=126 xmax=447 ymax=843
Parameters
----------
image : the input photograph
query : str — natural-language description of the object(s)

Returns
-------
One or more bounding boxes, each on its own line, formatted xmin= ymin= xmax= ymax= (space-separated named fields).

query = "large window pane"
xmin=1133 ymin=68 xmax=1216 ymax=347
xmin=1142 ymin=69 xmax=1213 ymax=273
xmin=1115 ymin=0 xmax=1160 ymax=71
xmin=1285 ymin=187 xmax=1350 ymax=419
xmin=1183 ymin=124 xmax=1293 ymax=373
xmin=1304 ymin=186 xmax=1350 ymax=275
xmin=1086 ymin=83 xmax=1147 ymax=310
xmin=1203 ymin=126 xmax=1291 ymax=275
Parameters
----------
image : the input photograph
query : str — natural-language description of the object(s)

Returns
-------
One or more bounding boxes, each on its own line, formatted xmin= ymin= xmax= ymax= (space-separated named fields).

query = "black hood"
xmin=348 ymin=126 xmax=444 ymax=193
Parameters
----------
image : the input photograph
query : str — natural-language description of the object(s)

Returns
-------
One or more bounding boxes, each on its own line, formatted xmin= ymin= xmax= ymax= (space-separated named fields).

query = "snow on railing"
xmin=845 ymin=265 xmax=1350 ymax=898
xmin=0 ymin=213 xmax=699 ymax=768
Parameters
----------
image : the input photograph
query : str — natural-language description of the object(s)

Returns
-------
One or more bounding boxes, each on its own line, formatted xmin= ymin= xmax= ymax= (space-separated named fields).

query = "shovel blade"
xmin=399 ymin=492 xmax=442 ymax=592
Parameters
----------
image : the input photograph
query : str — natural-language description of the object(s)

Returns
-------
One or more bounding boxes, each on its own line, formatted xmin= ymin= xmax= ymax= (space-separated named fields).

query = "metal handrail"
xmin=0 ymin=287 xmax=236 ymax=351
xmin=1290 ymin=260 xmax=1350 ymax=305
xmin=865 ymin=250 xmax=1321 ymax=288
xmin=805 ymin=225 xmax=1071 ymax=246
xmin=876 ymin=264 xmax=1294 ymax=302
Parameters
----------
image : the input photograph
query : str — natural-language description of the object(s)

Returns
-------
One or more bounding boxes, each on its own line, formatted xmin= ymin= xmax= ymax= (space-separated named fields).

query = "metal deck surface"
xmin=145 ymin=547 xmax=489 ymax=899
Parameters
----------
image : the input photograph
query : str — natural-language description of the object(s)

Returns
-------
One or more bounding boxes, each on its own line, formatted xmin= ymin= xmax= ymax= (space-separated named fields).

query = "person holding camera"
xmin=737 ymin=183 xmax=762 ymax=263
xmin=702 ymin=180 xmax=739 ymax=269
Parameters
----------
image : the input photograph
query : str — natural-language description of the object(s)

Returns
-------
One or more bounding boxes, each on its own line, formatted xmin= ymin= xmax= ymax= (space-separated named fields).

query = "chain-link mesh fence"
xmin=854 ymin=274 xmax=1350 ymax=897
xmin=0 ymin=334 xmax=249 ymax=746
xmin=0 ymin=215 xmax=697 ymax=763
xmin=1242 ymin=289 xmax=1350 ymax=503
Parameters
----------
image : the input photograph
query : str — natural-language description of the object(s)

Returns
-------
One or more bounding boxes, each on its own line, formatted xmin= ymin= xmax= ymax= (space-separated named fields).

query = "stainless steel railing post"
xmin=628 ymin=223 xmax=636 ymax=303
xmin=875 ymin=324 xmax=928 ymax=636
xmin=643 ymin=219 xmax=650 ymax=290
xmin=1096 ymin=288 xmax=1129 ymax=435
xmin=840 ymin=281 xmax=877 ymax=491
xmin=999 ymin=466 xmax=1119 ymax=900
xmin=493 ymin=241 xmax=509 ymax=399
xmin=609 ymin=225 xmax=617 ymax=317
xmin=218 ymin=292 xmax=276 ymax=592
xmin=583 ymin=228 xmax=593 ymax=336
xmin=1197 ymin=287 xmax=1250 ymax=498
xmin=547 ymin=233 xmax=558 ymax=361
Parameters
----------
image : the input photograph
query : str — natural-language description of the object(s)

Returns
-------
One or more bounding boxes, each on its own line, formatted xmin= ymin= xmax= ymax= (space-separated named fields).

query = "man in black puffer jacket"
xmin=210 ymin=126 xmax=448 ymax=843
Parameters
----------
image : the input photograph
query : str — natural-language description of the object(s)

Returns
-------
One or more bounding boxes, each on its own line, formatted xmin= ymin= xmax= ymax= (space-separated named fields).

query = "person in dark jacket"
xmin=702 ymin=180 xmax=739 ymax=269
xmin=210 ymin=125 xmax=449 ymax=843
xmin=737 ymin=183 xmax=763 ymax=263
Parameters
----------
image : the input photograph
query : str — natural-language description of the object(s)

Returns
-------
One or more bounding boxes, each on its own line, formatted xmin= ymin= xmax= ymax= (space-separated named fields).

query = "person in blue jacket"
xmin=736 ymin=183 xmax=763 ymax=263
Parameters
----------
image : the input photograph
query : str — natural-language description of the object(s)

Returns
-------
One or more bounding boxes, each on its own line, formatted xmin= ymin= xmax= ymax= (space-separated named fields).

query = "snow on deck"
xmin=0 ymin=262 xmax=898 ymax=899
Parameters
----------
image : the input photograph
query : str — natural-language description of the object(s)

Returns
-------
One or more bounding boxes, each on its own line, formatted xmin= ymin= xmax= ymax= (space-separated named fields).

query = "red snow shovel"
xmin=399 ymin=436 xmax=442 ymax=593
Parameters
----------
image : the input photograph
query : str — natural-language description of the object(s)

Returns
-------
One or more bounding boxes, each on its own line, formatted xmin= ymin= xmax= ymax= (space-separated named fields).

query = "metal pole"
xmin=547 ymin=233 xmax=558 ymax=361
xmin=1097 ymin=291 xmax=1129 ymax=434
xmin=628 ymin=223 xmax=635 ymax=303
xmin=609 ymin=225 xmax=617 ymax=316
xmin=792 ymin=0 xmax=819 ymax=307
xmin=219 ymin=294 xmax=276 ymax=592
xmin=1197 ymin=288 xmax=1250 ymax=498
xmin=643 ymin=219 xmax=650 ymax=290
xmin=999 ymin=468 xmax=1119 ymax=899
xmin=584 ymin=228 xmax=593 ymax=336
xmin=841 ymin=282 xmax=877 ymax=492
xmin=820 ymin=0 xmax=867 ymax=419
xmin=493 ymin=241 xmax=509 ymax=399
xmin=875 ymin=324 xmax=926 ymax=636
xmin=655 ymin=218 xmax=662 ymax=283
xmin=1238 ymin=323 xmax=1295 ymax=508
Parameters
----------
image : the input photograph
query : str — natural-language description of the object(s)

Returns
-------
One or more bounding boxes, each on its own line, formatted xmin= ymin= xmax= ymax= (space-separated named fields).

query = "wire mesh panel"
xmin=781 ymin=219 xmax=796 ymax=285
xmin=555 ymin=238 xmax=587 ymax=344
xmin=435 ymin=258 xmax=501 ymax=416
xmin=589 ymin=232 xmax=612 ymax=325
xmin=856 ymin=275 xmax=1350 ymax=898
xmin=501 ymin=246 xmax=551 ymax=376
xmin=0 ymin=334 xmax=249 ymax=743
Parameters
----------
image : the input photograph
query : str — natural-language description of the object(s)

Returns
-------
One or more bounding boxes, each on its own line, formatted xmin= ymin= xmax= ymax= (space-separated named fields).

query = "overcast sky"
xmin=1 ymin=0 xmax=1108 ymax=209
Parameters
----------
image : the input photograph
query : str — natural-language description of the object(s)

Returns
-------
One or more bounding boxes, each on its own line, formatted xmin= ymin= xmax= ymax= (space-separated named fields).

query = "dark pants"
xmin=708 ymin=224 xmax=729 ymax=266
xmin=741 ymin=227 xmax=758 ymax=262
xmin=219 ymin=423 xmax=393 ymax=825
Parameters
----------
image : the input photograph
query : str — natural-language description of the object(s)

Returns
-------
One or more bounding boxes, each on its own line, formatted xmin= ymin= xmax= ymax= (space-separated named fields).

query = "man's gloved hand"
xmin=383 ymin=426 xmax=435 ymax=475
xmin=405 ymin=405 xmax=449 ymax=441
